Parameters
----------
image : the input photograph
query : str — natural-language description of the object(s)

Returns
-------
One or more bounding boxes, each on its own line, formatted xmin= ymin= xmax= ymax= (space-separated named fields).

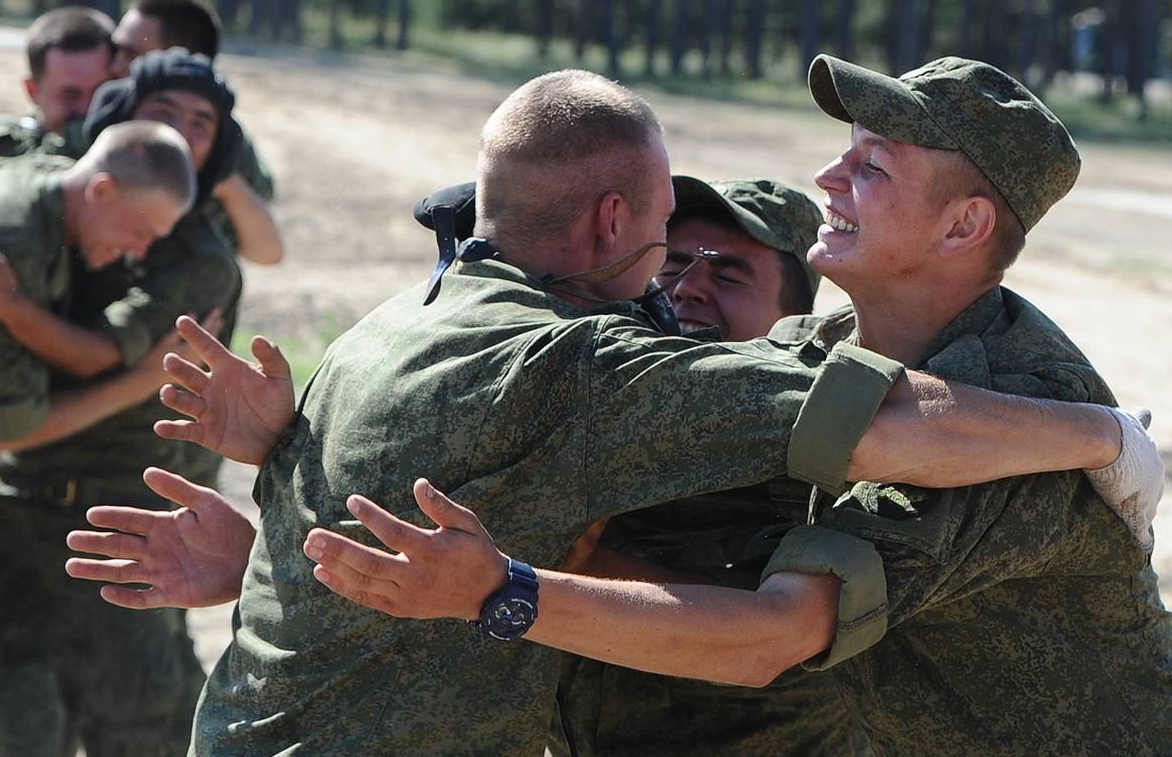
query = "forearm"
xmin=0 ymin=368 xmax=159 ymax=452
xmin=569 ymin=544 xmax=716 ymax=585
xmin=0 ymin=292 xmax=121 ymax=377
xmin=850 ymin=371 xmax=1119 ymax=487
xmin=522 ymin=569 xmax=838 ymax=687
xmin=215 ymin=174 xmax=284 ymax=265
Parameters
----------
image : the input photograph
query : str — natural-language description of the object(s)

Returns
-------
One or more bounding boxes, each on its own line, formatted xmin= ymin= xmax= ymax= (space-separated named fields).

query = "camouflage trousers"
xmin=550 ymin=654 xmax=873 ymax=757
xmin=0 ymin=496 xmax=205 ymax=757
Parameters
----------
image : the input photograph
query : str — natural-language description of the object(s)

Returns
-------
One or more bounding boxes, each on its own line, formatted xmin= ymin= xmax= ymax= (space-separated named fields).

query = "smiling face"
xmin=809 ymin=123 xmax=952 ymax=293
xmin=25 ymin=46 xmax=112 ymax=133
xmin=76 ymin=177 xmax=187 ymax=269
xmin=132 ymin=89 xmax=219 ymax=171
xmin=656 ymin=217 xmax=788 ymax=341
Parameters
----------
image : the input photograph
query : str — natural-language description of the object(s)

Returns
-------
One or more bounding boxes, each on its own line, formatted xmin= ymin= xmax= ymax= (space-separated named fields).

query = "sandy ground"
xmin=0 ymin=33 xmax=1169 ymax=679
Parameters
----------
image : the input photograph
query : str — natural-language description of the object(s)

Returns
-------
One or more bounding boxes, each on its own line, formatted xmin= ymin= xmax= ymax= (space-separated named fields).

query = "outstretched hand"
xmin=65 ymin=467 xmax=256 ymax=609
xmin=155 ymin=315 xmax=295 ymax=465
xmin=303 ymin=479 xmax=508 ymax=621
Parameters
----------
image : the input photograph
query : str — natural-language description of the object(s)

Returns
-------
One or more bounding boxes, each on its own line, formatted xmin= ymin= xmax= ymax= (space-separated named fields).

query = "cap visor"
xmin=808 ymin=55 xmax=956 ymax=149
xmin=671 ymin=175 xmax=781 ymax=253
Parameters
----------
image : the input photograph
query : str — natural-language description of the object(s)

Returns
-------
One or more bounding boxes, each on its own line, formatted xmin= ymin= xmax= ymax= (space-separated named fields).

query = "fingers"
xmin=98 ymin=584 xmax=168 ymax=610
xmin=142 ymin=466 xmax=219 ymax=511
xmin=162 ymin=353 xmax=211 ymax=395
xmin=63 ymin=557 xmax=147 ymax=585
xmin=83 ymin=505 xmax=164 ymax=536
xmin=412 ymin=478 xmax=486 ymax=534
xmin=154 ymin=418 xmax=203 ymax=444
xmin=175 ymin=314 xmax=233 ymax=367
xmin=345 ymin=495 xmax=432 ymax=553
xmin=252 ymin=336 xmax=292 ymax=380
xmin=159 ymin=383 xmax=206 ymax=419
xmin=66 ymin=529 xmax=147 ymax=560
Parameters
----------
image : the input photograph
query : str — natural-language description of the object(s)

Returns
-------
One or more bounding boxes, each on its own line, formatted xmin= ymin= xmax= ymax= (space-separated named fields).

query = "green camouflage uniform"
xmin=761 ymin=288 xmax=1172 ymax=757
xmin=549 ymin=178 xmax=870 ymax=757
xmin=0 ymin=157 xmax=242 ymax=757
xmin=550 ymin=481 xmax=871 ymax=757
xmin=190 ymin=257 xmax=901 ymax=756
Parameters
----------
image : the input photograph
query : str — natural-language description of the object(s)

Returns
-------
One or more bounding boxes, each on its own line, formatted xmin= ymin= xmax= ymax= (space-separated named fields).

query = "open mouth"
xmin=825 ymin=208 xmax=858 ymax=233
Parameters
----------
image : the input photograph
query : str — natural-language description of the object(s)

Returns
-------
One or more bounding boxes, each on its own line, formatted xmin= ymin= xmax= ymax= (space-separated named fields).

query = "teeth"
xmin=826 ymin=210 xmax=858 ymax=233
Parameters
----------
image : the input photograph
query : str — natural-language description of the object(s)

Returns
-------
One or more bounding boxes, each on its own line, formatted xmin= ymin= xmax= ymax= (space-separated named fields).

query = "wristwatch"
xmin=472 ymin=557 xmax=539 ymax=641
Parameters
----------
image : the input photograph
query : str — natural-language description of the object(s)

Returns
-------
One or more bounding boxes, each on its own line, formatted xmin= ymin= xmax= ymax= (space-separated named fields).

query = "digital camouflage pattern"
xmin=671 ymin=176 xmax=824 ymax=297
xmin=550 ymin=477 xmax=872 ymax=757
xmin=0 ymin=155 xmax=72 ymax=438
xmin=0 ymin=499 xmax=205 ymax=757
xmin=763 ymin=287 xmax=1172 ymax=757
xmin=1 ymin=212 xmax=241 ymax=484
xmin=191 ymin=258 xmax=899 ymax=756
xmin=0 ymin=159 xmax=222 ymax=756
xmin=809 ymin=55 xmax=1080 ymax=232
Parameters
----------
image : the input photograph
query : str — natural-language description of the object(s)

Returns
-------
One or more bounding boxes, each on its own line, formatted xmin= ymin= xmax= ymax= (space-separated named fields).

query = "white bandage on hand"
xmin=1085 ymin=408 xmax=1164 ymax=553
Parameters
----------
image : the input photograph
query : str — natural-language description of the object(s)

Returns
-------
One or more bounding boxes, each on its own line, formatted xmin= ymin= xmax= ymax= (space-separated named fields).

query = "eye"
xmin=862 ymin=161 xmax=886 ymax=176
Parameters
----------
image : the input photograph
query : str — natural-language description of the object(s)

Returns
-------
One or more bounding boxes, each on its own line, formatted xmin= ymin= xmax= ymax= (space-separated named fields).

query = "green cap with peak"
xmin=808 ymin=54 xmax=1080 ymax=231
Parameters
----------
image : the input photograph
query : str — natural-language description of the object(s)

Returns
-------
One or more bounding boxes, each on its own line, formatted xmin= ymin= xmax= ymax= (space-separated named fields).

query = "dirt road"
xmin=0 ymin=37 xmax=1168 ymax=673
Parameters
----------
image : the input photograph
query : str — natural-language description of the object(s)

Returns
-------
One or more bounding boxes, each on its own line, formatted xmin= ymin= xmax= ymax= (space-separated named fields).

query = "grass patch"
xmin=230 ymin=312 xmax=348 ymax=391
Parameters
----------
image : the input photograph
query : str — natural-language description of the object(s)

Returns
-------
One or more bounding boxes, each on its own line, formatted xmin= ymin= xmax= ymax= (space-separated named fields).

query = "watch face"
xmin=487 ymin=598 xmax=536 ymax=640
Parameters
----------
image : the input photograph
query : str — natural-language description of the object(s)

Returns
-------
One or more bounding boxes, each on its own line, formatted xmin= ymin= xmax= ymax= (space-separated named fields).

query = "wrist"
xmin=471 ymin=556 xmax=538 ymax=640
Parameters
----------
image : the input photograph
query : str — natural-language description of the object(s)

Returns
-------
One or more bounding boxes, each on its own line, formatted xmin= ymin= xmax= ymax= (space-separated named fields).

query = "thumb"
xmin=252 ymin=335 xmax=292 ymax=380
xmin=412 ymin=478 xmax=484 ymax=535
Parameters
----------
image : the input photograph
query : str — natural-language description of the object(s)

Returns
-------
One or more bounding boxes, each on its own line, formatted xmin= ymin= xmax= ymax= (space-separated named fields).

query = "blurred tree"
xmin=645 ymin=0 xmax=663 ymax=75
xmin=670 ymin=0 xmax=693 ymax=75
xmin=717 ymin=0 xmax=736 ymax=75
xmin=328 ymin=0 xmax=343 ymax=49
xmin=800 ymin=0 xmax=819 ymax=77
xmin=574 ymin=0 xmax=591 ymax=61
xmin=744 ymin=0 xmax=766 ymax=78
xmin=600 ymin=0 xmax=619 ymax=74
xmin=536 ymin=0 xmax=554 ymax=57
xmin=836 ymin=0 xmax=856 ymax=59
xmin=397 ymin=0 xmax=411 ymax=49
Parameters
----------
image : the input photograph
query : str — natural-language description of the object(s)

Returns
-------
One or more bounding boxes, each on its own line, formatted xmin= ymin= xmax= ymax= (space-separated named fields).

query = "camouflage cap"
xmin=671 ymin=176 xmax=823 ymax=297
xmin=808 ymin=54 xmax=1080 ymax=232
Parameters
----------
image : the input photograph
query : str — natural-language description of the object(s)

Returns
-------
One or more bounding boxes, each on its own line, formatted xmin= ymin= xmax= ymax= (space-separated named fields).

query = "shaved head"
xmin=475 ymin=69 xmax=663 ymax=253
xmin=78 ymin=120 xmax=197 ymax=212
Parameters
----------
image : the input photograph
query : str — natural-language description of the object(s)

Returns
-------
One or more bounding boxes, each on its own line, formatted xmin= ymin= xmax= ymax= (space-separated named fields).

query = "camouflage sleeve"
xmin=93 ymin=218 xmax=242 ymax=367
xmin=582 ymin=321 xmax=901 ymax=521
xmin=236 ymin=129 xmax=275 ymax=200
xmin=200 ymin=128 xmax=275 ymax=251
xmin=0 ymin=332 xmax=49 ymax=439
xmin=762 ymin=471 xmax=1093 ymax=670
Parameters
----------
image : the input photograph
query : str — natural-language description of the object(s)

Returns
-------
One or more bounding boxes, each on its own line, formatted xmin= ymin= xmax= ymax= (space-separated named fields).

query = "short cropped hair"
xmin=132 ymin=0 xmax=221 ymax=59
xmin=476 ymin=69 xmax=663 ymax=253
xmin=668 ymin=207 xmax=815 ymax=316
xmin=80 ymin=120 xmax=197 ymax=212
xmin=934 ymin=149 xmax=1026 ymax=272
xmin=26 ymin=7 xmax=115 ymax=80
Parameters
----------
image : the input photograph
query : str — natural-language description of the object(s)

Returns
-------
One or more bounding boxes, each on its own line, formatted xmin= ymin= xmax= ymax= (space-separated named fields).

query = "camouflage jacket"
xmin=0 ymin=157 xmax=73 ymax=439
xmin=551 ymin=481 xmax=872 ymax=757
xmin=191 ymin=257 xmax=901 ymax=756
xmin=763 ymin=286 xmax=1172 ymax=757
xmin=0 ymin=214 xmax=241 ymax=497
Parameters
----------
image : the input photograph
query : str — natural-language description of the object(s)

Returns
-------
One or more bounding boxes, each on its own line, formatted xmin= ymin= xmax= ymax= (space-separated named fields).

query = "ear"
xmin=592 ymin=191 xmax=625 ymax=258
xmin=939 ymin=195 xmax=996 ymax=259
xmin=85 ymin=172 xmax=119 ymax=205
xmin=23 ymin=76 xmax=37 ymax=105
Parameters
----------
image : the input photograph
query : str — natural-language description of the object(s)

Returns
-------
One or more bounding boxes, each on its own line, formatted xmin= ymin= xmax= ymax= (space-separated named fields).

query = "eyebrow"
xmin=144 ymin=93 xmax=218 ymax=123
xmin=664 ymin=249 xmax=754 ymax=276
xmin=858 ymin=134 xmax=897 ymax=158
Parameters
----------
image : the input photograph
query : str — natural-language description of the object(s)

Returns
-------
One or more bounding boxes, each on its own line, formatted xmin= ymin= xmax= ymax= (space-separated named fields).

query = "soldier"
xmin=0 ymin=121 xmax=207 ymax=757
xmin=110 ymin=0 xmax=280 ymax=264
xmin=305 ymin=58 xmax=1172 ymax=756
xmin=68 ymin=69 xmax=1156 ymax=756
xmin=0 ymin=7 xmax=114 ymax=157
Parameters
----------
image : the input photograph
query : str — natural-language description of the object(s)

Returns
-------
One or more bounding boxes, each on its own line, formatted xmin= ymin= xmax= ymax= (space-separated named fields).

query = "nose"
xmin=669 ymin=261 xmax=709 ymax=305
xmin=814 ymin=155 xmax=850 ymax=195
